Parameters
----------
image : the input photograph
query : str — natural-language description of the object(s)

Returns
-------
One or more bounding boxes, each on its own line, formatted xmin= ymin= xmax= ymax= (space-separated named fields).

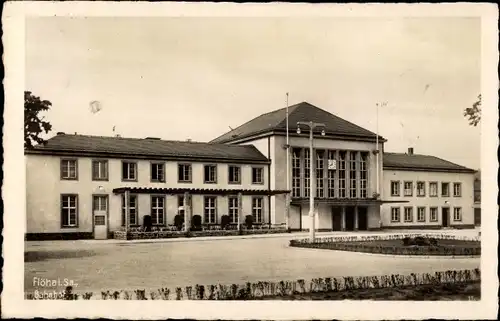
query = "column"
xmin=341 ymin=206 xmax=346 ymax=231
xmin=354 ymin=206 xmax=359 ymax=231
xmin=345 ymin=151 xmax=350 ymax=198
xmin=356 ymin=151 xmax=361 ymax=199
xmin=335 ymin=150 xmax=339 ymax=198
xmin=124 ymin=190 xmax=130 ymax=233
xmin=183 ymin=192 xmax=191 ymax=232
xmin=237 ymin=192 xmax=243 ymax=230
xmin=300 ymin=148 xmax=304 ymax=198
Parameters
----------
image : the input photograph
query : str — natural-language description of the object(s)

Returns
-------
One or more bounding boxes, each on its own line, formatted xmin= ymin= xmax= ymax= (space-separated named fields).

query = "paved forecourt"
xmin=25 ymin=229 xmax=480 ymax=295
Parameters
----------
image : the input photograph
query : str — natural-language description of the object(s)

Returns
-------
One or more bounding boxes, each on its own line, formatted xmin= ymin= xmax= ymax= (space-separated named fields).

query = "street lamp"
xmin=296 ymin=121 xmax=326 ymax=242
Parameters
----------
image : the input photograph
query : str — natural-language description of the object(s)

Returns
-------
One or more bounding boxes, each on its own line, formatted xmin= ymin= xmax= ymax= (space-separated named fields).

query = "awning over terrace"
xmin=113 ymin=187 xmax=291 ymax=196
xmin=290 ymin=198 xmax=409 ymax=206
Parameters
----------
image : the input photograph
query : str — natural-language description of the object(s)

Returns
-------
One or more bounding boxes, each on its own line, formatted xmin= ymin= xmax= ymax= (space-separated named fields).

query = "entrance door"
xmin=93 ymin=195 xmax=108 ymax=239
xmin=358 ymin=207 xmax=368 ymax=231
xmin=474 ymin=208 xmax=481 ymax=226
xmin=331 ymin=207 xmax=342 ymax=231
xmin=345 ymin=207 xmax=355 ymax=231
xmin=442 ymin=207 xmax=450 ymax=227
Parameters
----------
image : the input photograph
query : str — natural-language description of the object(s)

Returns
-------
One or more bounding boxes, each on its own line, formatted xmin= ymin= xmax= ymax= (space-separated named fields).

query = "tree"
xmin=25 ymin=91 xmax=52 ymax=149
xmin=464 ymin=94 xmax=481 ymax=127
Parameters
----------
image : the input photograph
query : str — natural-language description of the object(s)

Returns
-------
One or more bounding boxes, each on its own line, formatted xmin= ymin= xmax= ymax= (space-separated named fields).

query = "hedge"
xmin=25 ymin=268 xmax=480 ymax=300
xmin=114 ymin=228 xmax=288 ymax=240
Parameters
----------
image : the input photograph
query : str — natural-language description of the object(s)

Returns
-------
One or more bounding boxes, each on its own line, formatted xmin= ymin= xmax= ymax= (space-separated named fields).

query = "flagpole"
xmin=285 ymin=93 xmax=290 ymax=231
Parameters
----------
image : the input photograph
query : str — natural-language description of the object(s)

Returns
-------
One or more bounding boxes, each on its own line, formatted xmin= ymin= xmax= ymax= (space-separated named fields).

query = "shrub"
xmin=245 ymin=215 xmax=254 ymax=229
xmin=414 ymin=236 xmax=429 ymax=246
xmin=191 ymin=215 xmax=202 ymax=231
xmin=142 ymin=215 xmax=152 ymax=232
xmin=430 ymin=238 xmax=438 ymax=246
xmin=220 ymin=215 xmax=231 ymax=230
xmin=402 ymin=237 xmax=412 ymax=246
xmin=174 ymin=214 xmax=184 ymax=231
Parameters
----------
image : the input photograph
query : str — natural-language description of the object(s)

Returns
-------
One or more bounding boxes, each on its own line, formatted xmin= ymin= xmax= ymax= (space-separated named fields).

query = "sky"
xmin=25 ymin=16 xmax=481 ymax=169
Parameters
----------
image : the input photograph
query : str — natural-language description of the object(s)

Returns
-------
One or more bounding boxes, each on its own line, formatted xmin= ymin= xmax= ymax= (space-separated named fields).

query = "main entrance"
xmin=332 ymin=206 xmax=342 ymax=231
xmin=93 ymin=195 xmax=109 ymax=239
xmin=358 ymin=206 xmax=368 ymax=231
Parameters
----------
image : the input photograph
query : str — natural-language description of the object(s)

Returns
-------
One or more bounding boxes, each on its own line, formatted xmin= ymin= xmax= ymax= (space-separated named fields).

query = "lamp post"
xmin=297 ymin=121 xmax=326 ymax=242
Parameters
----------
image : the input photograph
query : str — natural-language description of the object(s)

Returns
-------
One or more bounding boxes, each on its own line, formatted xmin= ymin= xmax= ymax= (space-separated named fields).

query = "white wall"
xmin=381 ymin=169 xmax=475 ymax=228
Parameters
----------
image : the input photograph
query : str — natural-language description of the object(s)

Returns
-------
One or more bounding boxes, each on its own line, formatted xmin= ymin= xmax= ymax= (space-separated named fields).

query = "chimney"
xmin=408 ymin=147 xmax=414 ymax=155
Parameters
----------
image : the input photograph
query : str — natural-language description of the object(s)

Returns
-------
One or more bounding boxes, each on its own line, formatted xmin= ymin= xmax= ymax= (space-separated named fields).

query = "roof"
xmin=210 ymin=101 xmax=385 ymax=144
xmin=25 ymin=134 xmax=270 ymax=163
xmin=383 ymin=152 xmax=476 ymax=173
xmin=113 ymin=187 xmax=290 ymax=196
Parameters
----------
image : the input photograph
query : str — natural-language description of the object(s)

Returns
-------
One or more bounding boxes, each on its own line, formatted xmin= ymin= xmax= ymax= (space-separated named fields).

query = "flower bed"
xmin=25 ymin=268 xmax=481 ymax=300
xmin=289 ymin=234 xmax=481 ymax=256
xmin=113 ymin=227 xmax=288 ymax=240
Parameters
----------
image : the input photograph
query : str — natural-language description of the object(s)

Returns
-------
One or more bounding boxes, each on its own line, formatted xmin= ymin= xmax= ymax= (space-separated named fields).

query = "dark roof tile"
xmin=383 ymin=152 xmax=475 ymax=173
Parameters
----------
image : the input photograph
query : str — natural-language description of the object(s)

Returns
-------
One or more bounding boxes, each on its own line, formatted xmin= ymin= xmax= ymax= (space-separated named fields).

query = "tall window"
xmin=204 ymin=165 xmax=217 ymax=184
xmin=359 ymin=153 xmax=368 ymax=198
xmin=416 ymin=181 xmax=425 ymax=197
xmin=151 ymin=196 xmax=165 ymax=225
xmin=178 ymin=195 xmax=185 ymax=216
xmin=404 ymin=181 xmax=413 ymax=196
xmin=417 ymin=207 xmax=426 ymax=222
xmin=204 ymin=196 xmax=217 ymax=224
xmin=316 ymin=151 xmax=324 ymax=198
xmin=304 ymin=149 xmax=311 ymax=198
xmin=252 ymin=167 xmax=264 ymax=184
xmin=338 ymin=151 xmax=346 ymax=198
xmin=404 ymin=207 xmax=413 ymax=222
xmin=228 ymin=197 xmax=239 ymax=224
xmin=61 ymin=159 xmax=78 ymax=180
xmin=430 ymin=207 xmax=438 ymax=222
xmin=61 ymin=195 xmax=78 ymax=227
xmin=92 ymin=160 xmax=108 ymax=181
xmin=122 ymin=161 xmax=137 ymax=181
xmin=178 ymin=164 xmax=192 ymax=182
xmin=292 ymin=149 xmax=301 ymax=198
xmin=151 ymin=162 xmax=165 ymax=182
xmin=228 ymin=166 xmax=241 ymax=184
xmin=252 ymin=197 xmax=263 ymax=223
xmin=441 ymin=182 xmax=450 ymax=197
xmin=391 ymin=207 xmax=400 ymax=222
xmin=391 ymin=181 xmax=400 ymax=196
xmin=327 ymin=150 xmax=336 ymax=198
xmin=121 ymin=194 xmax=138 ymax=226
xmin=429 ymin=182 xmax=438 ymax=197
xmin=453 ymin=183 xmax=462 ymax=197
xmin=349 ymin=152 xmax=357 ymax=198
xmin=453 ymin=207 xmax=462 ymax=221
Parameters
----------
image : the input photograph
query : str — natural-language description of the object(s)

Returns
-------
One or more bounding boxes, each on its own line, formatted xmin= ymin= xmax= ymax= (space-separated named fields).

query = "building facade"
xmin=381 ymin=149 xmax=476 ymax=229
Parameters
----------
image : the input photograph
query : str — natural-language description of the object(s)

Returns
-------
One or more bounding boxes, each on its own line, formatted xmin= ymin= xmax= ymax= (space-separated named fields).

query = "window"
xmin=228 ymin=166 xmax=241 ymax=184
xmin=327 ymin=150 xmax=336 ymax=198
xmin=151 ymin=162 xmax=165 ymax=182
xmin=430 ymin=207 xmax=438 ymax=222
xmin=292 ymin=149 xmax=301 ymax=198
xmin=316 ymin=151 xmax=325 ymax=198
xmin=228 ymin=197 xmax=239 ymax=224
xmin=453 ymin=207 xmax=462 ymax=221
xmin=338 ymin=151 xmax=346 ymax=198
xmin=61 ymin=195 xmax=78 ymax=227
xmin=252 ymin=197 xmax=263 ymax=223
xmin=391 ymin=207 xmax=400 ymax=222
xmin=453 ymin=183 xmax=462 ymax=197
xmin=252 ymin=167 xmax=264 ymax=185
xmin=122 ymin=161 xmax=137 ymax=181
xmin=304 ymin=149 xmax=311 ymax=198
xmin=360 ymin=153 xmax=368 ymax=198
xmin=417 ymin=207 xmax=426 ymax=222
xmin=151 ymin=196 xmax=165 ymax=225
xmin=429 ymin=182 xmax=438 ymax=197
xmin=93 ymin=195 xmax=107 ymax=211
xmin=178 ymin=195 xmax=185 ymax=216
xmin=204 ymin=196 xmax=217 ymax=224
xmin=121 ymin=194 xmax=138 ymax=226
xmin=204 ymin=165 xmax=217 ymax=184
xmin=404 ymin=207 xmax=413 ymax=222
xmin=416 ymin=181 xmax=425 ymax=197
xmin=349 ymin=152 xmax=357 ymax=198
xmin=390 ymin=181 xmax=400 ymax=196
xmin=441 ymin=182 xmax=450 ymax=197
xmin=178 ymin=164 xmax=192 ymax=182
xmin=92 ymin=160 xmax=108 ymax=181
xmin=61 ymin=159 xmax=78 ymax=180
xmin=404 ymin=181 xmax=413 ymax=196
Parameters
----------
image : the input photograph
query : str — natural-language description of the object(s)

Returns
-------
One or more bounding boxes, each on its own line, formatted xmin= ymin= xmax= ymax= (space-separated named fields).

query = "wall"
xmin=381 ymin=169 xmax=475 ymax=228
xmin=26 ymin=154 xmax=270 ymax=235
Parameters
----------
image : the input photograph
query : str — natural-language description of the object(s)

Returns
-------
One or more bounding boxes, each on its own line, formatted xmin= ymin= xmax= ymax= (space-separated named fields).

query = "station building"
xmin=25 ymin=101 xmax=477 ymax=239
